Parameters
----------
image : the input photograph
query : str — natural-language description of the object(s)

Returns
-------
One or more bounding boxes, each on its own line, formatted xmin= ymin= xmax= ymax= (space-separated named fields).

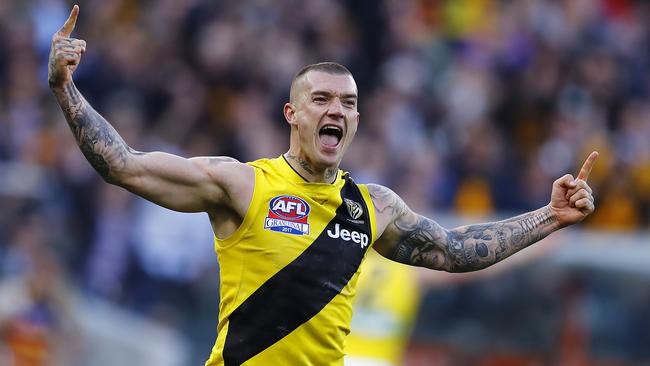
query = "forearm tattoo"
xmin=54 ymin=82 xmax=140 ymax=179
xmin=369 ymin=184 xmax=558 ymax=272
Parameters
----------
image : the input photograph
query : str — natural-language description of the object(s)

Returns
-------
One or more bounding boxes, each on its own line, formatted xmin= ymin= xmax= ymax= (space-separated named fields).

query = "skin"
xmin=48 ymin=6 xmax=252 ymax=238
xmin=284 ymin=71 xmax=360 ymax=183
xmin=49 ymin=6 xmax=597 ymax=271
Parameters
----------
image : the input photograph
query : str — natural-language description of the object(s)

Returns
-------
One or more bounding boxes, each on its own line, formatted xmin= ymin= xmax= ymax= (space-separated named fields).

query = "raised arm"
xmin=48 ymin=6 xmax=252 ymax=213
xmin=370 ymin=152 xmax=598 ymax=272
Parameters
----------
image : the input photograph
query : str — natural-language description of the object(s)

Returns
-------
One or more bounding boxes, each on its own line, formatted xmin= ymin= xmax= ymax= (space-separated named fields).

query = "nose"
xmin=327 ymin=98 xmax=344 ymax=119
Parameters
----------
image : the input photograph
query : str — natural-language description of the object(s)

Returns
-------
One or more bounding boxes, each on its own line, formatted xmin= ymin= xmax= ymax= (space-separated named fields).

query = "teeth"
xmin=322 ymin=126 xmax=341 ymax=133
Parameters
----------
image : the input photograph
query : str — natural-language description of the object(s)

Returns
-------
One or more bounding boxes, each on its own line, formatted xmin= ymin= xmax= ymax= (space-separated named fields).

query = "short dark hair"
xmin=293 ymin=62 xmax=352 ymax=81
xmin=290 ymin=62 xmax=354 ymax=103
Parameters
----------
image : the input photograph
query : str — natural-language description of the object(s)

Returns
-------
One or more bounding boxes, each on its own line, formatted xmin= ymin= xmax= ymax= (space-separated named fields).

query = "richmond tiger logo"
xmin=344 ymin=198 xmax=363 ymax=220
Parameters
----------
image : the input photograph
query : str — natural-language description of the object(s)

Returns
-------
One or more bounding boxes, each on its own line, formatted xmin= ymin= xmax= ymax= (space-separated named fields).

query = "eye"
xmin=343 ymin=100 xmax=356 ymax=108
xmin=313 ymin=96 xmax=327 ymax=103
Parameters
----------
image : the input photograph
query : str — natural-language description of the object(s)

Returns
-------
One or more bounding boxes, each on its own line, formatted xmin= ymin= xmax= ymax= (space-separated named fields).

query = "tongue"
xmin=319 ymin=134 xmax=339 ymax=147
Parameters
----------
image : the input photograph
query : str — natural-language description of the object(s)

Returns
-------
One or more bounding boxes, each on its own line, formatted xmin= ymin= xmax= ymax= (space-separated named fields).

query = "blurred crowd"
xmin=1 ymin=0 xmax=650 ymax=364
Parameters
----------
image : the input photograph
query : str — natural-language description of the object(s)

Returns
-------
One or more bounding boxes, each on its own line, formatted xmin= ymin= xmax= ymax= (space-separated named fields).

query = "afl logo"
xmin=264 ymin=195 xmax=311 ymax=235
xmin=269 ymin=195 xmax=310 ymax=220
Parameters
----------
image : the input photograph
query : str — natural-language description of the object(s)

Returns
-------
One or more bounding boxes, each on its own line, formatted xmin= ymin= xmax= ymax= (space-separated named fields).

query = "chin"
xmin=314 ymin=151 xmax=341 ymax=168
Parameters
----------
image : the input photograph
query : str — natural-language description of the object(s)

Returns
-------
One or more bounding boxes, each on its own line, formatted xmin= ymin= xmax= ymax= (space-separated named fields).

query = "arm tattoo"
xmin=54 ymin=82 xmax=139 ymax=179
xmin=369 ymin=184 xmax=558 ymax=272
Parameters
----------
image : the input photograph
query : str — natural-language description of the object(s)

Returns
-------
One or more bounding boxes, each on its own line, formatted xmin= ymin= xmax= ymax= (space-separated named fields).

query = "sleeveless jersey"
xmin=205 ymin=156 xmax=377 ymax=366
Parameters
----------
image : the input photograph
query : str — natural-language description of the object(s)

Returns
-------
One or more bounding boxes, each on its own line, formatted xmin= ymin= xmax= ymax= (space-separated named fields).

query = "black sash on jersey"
xmin=223 ymin=174 xmax=372 ymax=365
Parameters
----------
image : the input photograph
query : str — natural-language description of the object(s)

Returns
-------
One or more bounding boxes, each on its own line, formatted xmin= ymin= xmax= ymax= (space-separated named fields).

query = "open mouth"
xmin=318 ymin=125 xmax=343 ymax=148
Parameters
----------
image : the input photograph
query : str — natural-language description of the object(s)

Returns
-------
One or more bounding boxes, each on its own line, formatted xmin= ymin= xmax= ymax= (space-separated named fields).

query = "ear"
xmin=284 ymin=102 xmax=297 ymax=126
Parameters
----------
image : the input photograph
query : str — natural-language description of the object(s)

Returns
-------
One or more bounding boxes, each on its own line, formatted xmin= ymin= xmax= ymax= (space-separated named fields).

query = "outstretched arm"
xmin=370 ymin=152 xmax=598 ymax=272
xmin=48 ymin=6 xmax=251 ymax=213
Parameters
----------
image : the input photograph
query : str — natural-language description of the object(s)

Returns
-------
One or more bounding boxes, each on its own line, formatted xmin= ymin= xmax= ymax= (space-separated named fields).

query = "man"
xmin=48 ymin=6 xmax=597 ymax=366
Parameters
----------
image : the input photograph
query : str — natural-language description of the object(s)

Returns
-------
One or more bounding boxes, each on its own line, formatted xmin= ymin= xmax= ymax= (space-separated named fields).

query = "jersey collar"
xmin=280 ymin=155 xmax=341 ymax=185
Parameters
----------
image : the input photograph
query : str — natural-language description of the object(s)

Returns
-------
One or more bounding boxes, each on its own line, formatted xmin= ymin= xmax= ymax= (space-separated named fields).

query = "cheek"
xmin=346 ymin=129 xmax=356 ymax=141
xmin=347 ymin=119 xmax=359 ymax=136
xmin=347 ymin=111 xmax=359 ymax=125
xmin=299 ymin=117 xmax=316 ymax=129
xmin=296 ymin=121 xmax=316 ymax=142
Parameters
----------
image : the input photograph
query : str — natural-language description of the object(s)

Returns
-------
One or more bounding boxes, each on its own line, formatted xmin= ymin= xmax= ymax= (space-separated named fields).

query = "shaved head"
xmin=290 ymin=62 xmax=354 ymax=104
xmin=282 ymin=62 xmax=360 ymax=175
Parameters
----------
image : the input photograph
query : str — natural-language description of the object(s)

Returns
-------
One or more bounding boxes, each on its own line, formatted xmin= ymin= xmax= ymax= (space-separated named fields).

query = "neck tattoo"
xmin=285 ymin=153 xmax=337 ymax=183
xmin=285 ymin=154 xmax=315 ymax=175
xmin=325 ymin=168 xmax=336 ymax=180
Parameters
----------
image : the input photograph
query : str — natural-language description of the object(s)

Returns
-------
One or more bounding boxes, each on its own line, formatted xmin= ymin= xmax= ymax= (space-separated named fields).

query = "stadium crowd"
xmin=1 ymin=0 xmax=649 ymax=364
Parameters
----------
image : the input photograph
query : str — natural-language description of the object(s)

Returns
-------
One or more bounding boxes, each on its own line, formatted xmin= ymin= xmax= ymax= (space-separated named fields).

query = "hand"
xmin=548 ymin=151 xmax=599 ymax=227
xmin=48 ymin=5 xmax=86 ymax=88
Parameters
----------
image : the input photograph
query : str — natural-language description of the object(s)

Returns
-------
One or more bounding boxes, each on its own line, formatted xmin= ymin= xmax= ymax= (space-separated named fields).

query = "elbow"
xmin=83 ymin=144 xmax=138 ymax=186
xmin=97 ymin=166 xmax=133 ymax=188
xmin=90 ymin=155 xmax=138 ymax=187
xmin=447 ymin=265 xmax=485 ymax=273
xmin=101 ymin=173 xmax=120 ymax=185
xmin=84 ymin=153 xmax=123 ymax=185
xmin=105 ymin=172 xmax=141 ymax=191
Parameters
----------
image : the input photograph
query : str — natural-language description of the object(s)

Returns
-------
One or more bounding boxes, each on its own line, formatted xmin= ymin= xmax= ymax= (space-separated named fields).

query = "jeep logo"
xmin=326 ymin=223 xmax=369 ymax=248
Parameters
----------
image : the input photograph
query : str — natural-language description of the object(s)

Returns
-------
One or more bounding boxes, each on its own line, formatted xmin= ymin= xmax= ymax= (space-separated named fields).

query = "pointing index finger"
xmin=57 ymin=5 xmax=79 ymax=37
xmin=577 ymin=151 xmax=599 ymax=181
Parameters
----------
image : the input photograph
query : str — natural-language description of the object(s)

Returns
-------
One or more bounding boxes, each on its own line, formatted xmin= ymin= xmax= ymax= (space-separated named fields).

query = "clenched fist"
xmin=48 ymin=5 xmax=86 ymax=88
xmin=549 ymin=151 xmax=599 ymax=227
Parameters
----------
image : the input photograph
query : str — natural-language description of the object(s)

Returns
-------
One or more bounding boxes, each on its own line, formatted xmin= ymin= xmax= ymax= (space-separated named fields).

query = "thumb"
xmin=554 ymin=174 xmax=576 ymax=189
xmin=57 ymin=5 xmax=79 ymax=37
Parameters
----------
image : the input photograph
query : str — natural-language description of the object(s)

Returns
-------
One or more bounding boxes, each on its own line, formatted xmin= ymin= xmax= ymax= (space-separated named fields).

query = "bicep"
xmin=367 ymin=184 xmax=454 ymax=271
xmin=119 ymin=152 xmax=243 ymax=212
xmin=374 ymin=211 xmax=455 ymax=271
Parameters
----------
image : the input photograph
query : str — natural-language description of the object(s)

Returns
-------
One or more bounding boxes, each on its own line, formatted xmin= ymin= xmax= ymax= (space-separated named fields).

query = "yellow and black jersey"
xmin=205 ymin=156 xmax=377 ymax=366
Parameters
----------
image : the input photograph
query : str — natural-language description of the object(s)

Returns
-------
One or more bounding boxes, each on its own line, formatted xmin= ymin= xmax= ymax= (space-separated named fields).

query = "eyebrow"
xmin=311 ymin=90 xmax=358 ymax=99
